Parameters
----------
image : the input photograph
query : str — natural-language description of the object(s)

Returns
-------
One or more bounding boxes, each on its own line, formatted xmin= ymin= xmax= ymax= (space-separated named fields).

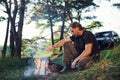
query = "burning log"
xmin=33 ymin=51 xmax=63 ymax=77
xmin=33 ymin=57 xmax=51 ymax=77
xmin=32 ymin=49 xmax=53 ymax=77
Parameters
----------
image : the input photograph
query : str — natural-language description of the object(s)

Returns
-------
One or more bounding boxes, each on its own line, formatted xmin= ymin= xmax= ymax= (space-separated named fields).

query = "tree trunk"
xmin=2 ymin=18 xmax=10 ymax=57
xmin=10 ymin=19 xmax=17 ymax=58
xmin=3 ymin=0 xmax=15 ymax=58
xmin=60 ymin=12 xmax=65 ymax=40
xmin=47 ymin=0 xmax=54 ymax=45
xmin=16 ymin=0 xmax=25 ymax=58
xmin=59 ymin=1 xmax=66 ymax=51
xmin=77 ymin=10 xmax=81 ymax=22
xmin=10 ymin=31 xmax=16 ymax=58
xmin=9 ymin=0 xmax=18 ymax=58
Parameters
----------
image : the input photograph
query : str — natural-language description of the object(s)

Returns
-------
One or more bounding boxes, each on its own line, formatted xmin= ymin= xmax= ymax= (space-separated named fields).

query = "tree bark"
xmin=16 ymin=0 xmax=25 ymax=58
xmin=2 ymin=18 xmax=10 ymax=57
xmin=47 ymin=0 xmax=54 ymax=45
xmin=10 ymin=0 xmax=18 ymax=58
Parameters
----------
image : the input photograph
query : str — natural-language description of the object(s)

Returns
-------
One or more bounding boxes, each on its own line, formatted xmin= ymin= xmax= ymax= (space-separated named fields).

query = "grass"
xmin=0 ymin=45 xmax=120 ymax=80
xmin=50 ymin=45 xmax=120 ymax=80
xmin=0 ymin=58 xmax=26 ymax=80
xmin=51 ymin=58 xmax=120 ymax=80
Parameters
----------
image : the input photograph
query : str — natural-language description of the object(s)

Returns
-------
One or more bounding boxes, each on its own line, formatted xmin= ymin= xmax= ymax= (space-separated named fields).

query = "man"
xmin=47 ymin=22 xmax=99 ymax=73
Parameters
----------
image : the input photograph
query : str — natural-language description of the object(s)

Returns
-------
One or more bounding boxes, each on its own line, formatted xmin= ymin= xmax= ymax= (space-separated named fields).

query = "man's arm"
xmin=46 ymin=38 xmax=72 ymax=51
xmin=71 ymin=43 xmax=93 ymax=68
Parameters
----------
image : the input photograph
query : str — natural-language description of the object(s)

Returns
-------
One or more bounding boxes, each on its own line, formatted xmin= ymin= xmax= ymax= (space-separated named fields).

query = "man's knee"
xmin=77 ymin=56 xmax=94 ymax=70
xmin=64 ymin=42 xmax=77 ymax=53
xmin=64 ymin=42 xmax=73 ymax=47
xmin=63 ymin=42 xmax=76 ymax=62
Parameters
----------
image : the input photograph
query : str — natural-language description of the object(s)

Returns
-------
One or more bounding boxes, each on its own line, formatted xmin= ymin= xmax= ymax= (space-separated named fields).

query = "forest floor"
xmin=0 ymin=45 xmax=120 ymax=80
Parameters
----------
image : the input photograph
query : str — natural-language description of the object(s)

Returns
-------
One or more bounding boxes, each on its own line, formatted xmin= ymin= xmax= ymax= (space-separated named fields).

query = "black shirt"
xmin=70 ymin=31 xmax=99 ymax=56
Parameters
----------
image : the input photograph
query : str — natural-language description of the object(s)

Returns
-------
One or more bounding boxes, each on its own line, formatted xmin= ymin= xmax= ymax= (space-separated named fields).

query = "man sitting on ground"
xmin=47 ymin=22 xmax=100 ymax=73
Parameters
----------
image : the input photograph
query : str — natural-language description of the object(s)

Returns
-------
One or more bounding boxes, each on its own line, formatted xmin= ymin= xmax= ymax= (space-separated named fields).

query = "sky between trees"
xmin=0 ymin=0 xmax=120 ymax=45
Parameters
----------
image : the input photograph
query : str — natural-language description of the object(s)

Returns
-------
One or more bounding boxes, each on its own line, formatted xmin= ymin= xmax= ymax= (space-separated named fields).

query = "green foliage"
xmin=0 ymin=46 xmax=2 ymax=58
xmin=84 ymin=15 xmax=96 ymax=20
xmin=85 ymin=21 xmax=103 ymax=30
xmin=70 ymin=0 xmax=95 ymax=9
xmin=0 ymin=16 xmax=6 ymax=21
xmin=0 ymin=45 xmax=10 ymax=57
xmin=22 ymin=38 xmax=54 ymax=58
xmin=54 ymin=38 xmax=60 ymax=43
xmin=113 ymin=3 xmax=120 ymax=9
xmin=35 ymin=22 xmax=50 ymax=28
xmin=27 ymin=0 xmax=97 ymax=29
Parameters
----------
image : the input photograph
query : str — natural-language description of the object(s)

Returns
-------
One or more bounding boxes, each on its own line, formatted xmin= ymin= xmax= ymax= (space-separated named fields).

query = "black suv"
xmin=95 ymin=31 xmax=120 ymax=50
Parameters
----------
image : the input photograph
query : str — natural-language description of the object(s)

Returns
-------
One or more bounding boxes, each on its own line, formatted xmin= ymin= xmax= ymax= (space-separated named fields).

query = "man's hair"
xmin=69 ymin=22 xmax=83 ymax=30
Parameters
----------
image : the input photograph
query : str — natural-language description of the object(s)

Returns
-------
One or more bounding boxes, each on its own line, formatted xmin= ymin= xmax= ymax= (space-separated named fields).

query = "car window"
xmin=95 ymin=32 xmax=112 ymax=38
xmin=104 ymin=33 xmax=111 ymax=37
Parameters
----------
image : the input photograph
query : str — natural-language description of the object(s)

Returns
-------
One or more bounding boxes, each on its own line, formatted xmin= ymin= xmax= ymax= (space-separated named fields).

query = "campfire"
xmin=23 ymin=39 xmax=63 ymax=78
xmin=34 ymin=57 xmax=51 ymax=77
xmin=33 ymin=49 xmax=53 ymax=77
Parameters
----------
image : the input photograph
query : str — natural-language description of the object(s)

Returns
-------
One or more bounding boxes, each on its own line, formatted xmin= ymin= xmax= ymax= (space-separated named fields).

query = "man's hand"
xmin=46 ymin=46 xmax=54 ymax=52
xmin=71 ymin=59 xmax=77 ymax=69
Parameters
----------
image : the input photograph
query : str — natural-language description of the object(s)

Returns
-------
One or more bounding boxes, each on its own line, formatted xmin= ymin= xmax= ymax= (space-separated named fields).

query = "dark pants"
xmin=63 ymin=42 xmax=96 ymax=70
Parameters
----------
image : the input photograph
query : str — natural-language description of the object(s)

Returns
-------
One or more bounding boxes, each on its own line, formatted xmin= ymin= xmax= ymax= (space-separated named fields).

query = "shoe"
xmin=58 ymin=62 xmax=71 ymax=74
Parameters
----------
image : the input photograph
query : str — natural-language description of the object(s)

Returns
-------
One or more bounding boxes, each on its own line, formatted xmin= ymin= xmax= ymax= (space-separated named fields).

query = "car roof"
xmin=95 ymin=31 xmax=113 ymax=34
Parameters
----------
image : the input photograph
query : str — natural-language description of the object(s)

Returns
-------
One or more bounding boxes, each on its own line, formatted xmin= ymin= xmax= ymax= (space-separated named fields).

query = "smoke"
xmin=24 ymin=59 xmax=51 ymax=78
xmin=23 ymin=39 xmax=53 ymax=78
xmin=24 ymin=66 xmax=35 ymax=77
xmin=24 ymin=58 xmax=35 ymax=77
xmin=24 ymin=57 xmax=51 ymax=78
